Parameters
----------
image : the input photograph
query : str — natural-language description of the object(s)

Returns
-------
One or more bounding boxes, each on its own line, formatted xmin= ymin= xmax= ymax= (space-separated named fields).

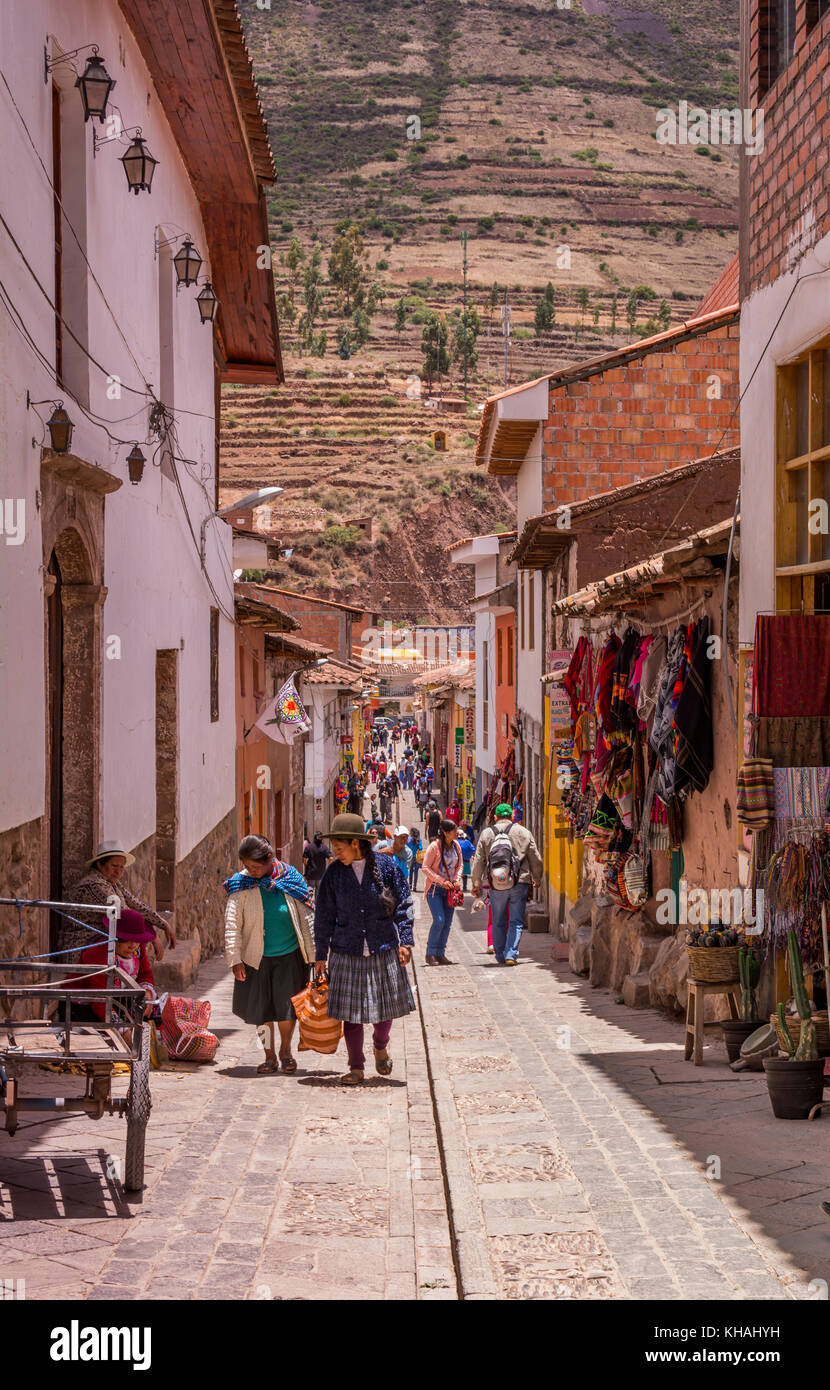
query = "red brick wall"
xmin=746 ymin=4 xmax=830 ymax=294
xmin=268 ymin=593 xmax=351 ymax=661
xmin=542 ymin=320 xmax=740 ymax=508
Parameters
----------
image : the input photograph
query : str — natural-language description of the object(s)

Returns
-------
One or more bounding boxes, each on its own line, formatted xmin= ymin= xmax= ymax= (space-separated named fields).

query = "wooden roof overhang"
xmin=234 ymin=596 xmax=298 ymax=631
xmin=510 ymin=519 xmax=573 ymax=570
xmin=118 ymin=0 xmax=282 ymax=384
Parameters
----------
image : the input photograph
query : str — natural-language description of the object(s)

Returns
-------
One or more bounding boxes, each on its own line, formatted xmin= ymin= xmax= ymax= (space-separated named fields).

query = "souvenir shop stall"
xmin=738 ymin=617 xmax=830 ymax=1050
xmin=554 ymin=607 xmax=715 ymax=914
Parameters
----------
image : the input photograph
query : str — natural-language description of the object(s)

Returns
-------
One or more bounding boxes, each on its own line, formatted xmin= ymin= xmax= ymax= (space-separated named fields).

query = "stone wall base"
xmin=0 ymin=816 xmax=47 ymax=960
xmin=173 ymin=807 xmax=237 ymax=958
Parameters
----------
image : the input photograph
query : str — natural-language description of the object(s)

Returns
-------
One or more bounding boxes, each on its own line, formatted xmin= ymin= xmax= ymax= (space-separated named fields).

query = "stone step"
xmin=152 ymin=932 xmax=201 ymax=995
xmin=622 ymin=971 xmax=651 ymax=1008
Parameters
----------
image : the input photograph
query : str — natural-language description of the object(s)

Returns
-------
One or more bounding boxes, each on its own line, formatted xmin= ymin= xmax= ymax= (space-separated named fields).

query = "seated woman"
xmin=224 ymin=834 xmax=315 ymax=1076
xmin=67 ymin=839 xmax=175 ymax=962
xmin=69 ymin=908 xmax=156 ymax=1040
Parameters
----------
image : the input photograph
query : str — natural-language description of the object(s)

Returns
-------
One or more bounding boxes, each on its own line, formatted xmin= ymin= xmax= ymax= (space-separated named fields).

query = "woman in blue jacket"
xmin=314 ymin=813 xmax=415 ymax=1086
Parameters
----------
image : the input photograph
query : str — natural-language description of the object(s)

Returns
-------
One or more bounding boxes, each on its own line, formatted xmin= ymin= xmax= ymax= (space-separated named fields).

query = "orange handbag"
xmin=290 ymin=972 xmax=343 ymax=1054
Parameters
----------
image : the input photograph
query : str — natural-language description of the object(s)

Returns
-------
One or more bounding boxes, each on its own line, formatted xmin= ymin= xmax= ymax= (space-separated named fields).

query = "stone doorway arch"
xmin=45 ymin=525 xmax=103 ymax=907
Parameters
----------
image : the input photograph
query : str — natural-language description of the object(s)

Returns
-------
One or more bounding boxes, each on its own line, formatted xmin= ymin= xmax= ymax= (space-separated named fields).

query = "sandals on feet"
xmin=342 ymin=1069 xmax=364 ymax=1086
xmin=279 ymin=1053 xmax=297 ymax=1073
xmin=374 ymin=1047 xmax=393 ymax=1076
xmin=257 ymin=1058 xmax=279 ymax=1074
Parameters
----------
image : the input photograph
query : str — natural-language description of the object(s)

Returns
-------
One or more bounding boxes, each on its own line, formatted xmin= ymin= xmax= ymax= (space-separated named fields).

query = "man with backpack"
xmin=471 ymin=804 xmax=543 ymax=965
xmin=303 ymin=832 xmax=332 ymax=893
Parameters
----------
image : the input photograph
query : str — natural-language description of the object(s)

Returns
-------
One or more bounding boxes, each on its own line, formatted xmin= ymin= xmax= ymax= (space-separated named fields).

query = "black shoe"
xmin=425 ymin=955 xmax=440 ymax=966
xmin=821 ymin=1201 xmax=830 ymax=1219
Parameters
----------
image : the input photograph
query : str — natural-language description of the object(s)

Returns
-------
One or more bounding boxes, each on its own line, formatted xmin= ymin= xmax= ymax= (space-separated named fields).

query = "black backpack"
xmin=487 ymin=826 xmax=521 ymax=889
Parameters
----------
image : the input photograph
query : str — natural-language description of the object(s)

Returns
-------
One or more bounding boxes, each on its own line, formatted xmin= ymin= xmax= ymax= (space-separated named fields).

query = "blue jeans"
xmin=490 ymin=883 xmax=529 ymax=961
xmin=426 ymin=887 xmax=454 ymax=957
xmin=409 ymin=863 xmax=420 ymax=892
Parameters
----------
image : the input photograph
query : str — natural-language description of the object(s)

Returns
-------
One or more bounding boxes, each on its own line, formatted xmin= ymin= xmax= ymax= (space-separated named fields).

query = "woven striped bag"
xmin=736 ymin=757 xmax=774 ymax=829
xmin=290 ymin=976 xmax=343 ymax=1054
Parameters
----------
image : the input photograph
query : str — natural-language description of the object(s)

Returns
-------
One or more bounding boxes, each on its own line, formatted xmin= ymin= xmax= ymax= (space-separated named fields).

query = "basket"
xmin=686 ymin=944 xmax=741 ymax=983
xmin=771 ymin=1010 xmax=830 ymax=1055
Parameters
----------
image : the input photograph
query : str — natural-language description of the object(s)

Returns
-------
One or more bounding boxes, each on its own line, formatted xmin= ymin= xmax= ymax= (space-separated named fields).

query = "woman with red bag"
xmin=422 ymin=818 xmax=463 ymax=966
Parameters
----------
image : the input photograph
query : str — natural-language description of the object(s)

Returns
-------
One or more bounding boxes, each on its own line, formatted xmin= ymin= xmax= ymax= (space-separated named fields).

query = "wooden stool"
xmin=684 ymin=979 xmax=740 ymax=1065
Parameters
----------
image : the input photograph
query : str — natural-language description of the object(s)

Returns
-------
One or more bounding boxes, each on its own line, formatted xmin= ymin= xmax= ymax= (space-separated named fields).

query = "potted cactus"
xmin=722 ymin=944 xmax=762 ymax=1062
xmin=763 ymin=929 xmax=826 ymax=1119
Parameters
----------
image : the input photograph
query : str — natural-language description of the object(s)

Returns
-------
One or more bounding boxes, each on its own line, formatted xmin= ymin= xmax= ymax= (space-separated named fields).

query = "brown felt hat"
xmin=321 ymin=813 xmax=371 ymax=842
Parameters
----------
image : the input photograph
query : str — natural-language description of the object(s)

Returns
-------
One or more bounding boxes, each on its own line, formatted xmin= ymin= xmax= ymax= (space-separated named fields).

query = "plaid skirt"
xmin=328 ymin=949 xmax=415 ymax=1025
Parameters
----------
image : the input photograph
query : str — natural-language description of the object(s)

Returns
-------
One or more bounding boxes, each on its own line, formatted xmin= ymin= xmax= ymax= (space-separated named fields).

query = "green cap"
xmin=495 ymin=803 xmax=512 ymax=818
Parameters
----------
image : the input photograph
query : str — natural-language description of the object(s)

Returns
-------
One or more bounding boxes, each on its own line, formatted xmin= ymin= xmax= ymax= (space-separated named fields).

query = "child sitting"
xmin=78 ymin=908 xmax=158 ymax=1036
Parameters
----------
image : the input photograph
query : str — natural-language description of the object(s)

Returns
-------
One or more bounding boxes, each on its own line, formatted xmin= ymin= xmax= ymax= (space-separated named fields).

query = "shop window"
xmin=806 ymin=0 xmax=830 ymax=33
xmin=520 ymin=572 xmax=526 ymax=649
xmin=775 ymin=339 xmax=830 ymax=611
xmin=210 ymin=609 xmax=220 ymax=721
xmin=756 ymin=0 xmax=797 ymax=98
xmin=507 ymin=625 xmax=514 ymax=686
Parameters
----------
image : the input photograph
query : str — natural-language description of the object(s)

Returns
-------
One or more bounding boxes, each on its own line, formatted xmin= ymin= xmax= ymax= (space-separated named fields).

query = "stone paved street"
xmin=3 ymin=792 xmax=830 ymax=1300
xmin=0 ymin=948 xmax=455 ymax=1301
xmin=413 ymin=897 xmax=830 ymax=1300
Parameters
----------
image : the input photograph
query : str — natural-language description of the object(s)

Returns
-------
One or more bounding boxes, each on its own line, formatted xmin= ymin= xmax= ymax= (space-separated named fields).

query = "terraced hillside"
xmin=220 ymin=0 xmax=740 ymax=616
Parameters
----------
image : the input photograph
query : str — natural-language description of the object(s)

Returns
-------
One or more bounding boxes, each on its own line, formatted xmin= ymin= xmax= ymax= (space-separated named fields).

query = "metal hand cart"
xmin=0 ymin=896 xmax=152 ymax=1192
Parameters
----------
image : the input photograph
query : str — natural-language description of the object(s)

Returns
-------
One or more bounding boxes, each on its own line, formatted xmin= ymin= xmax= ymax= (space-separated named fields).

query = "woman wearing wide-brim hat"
xmin=313 ymin=813 xmax=415 ymax=1086
xmin=67 ymin=840 xmax=176 ymax=962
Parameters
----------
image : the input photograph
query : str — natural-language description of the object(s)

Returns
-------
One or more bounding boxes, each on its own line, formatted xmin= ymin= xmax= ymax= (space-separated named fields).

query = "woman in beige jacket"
xmin=224 ymin=835 xmax=315 ymax=1074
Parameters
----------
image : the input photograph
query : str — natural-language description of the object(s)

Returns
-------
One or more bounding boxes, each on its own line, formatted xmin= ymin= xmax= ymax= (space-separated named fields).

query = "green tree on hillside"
xmin=576 ymin=286 xmax=590 ymax=339
xmin=328 ymin=222 xmax=369 ymax=315
xmin=452 ymin=306 xmax=481 ymax=377
xmin=421 ymin=311 xmax=450 ymax=391
xmin=352 ymin=307 xmax=371 ymax=348
xmin=395 ymin=297 xmax=407 ymax=337
xmin=297 ymin=243 xmax=325 ymax=352
xmin=534 ymin=281 xmax=556 ymax=335
xmin=610 ymin=292 xmax=618 ymax=335
xmin=658 ymin=298 xmax=672 ymax=332
xmin=626 ymin=289 xmax=639 ymax=338
xmin=277 ymin=237 xmax=305 ymax=339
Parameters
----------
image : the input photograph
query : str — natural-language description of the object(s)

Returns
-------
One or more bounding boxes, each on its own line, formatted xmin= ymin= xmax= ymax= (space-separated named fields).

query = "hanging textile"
xmin=650 ymin=626 xmax=687 ymax=800
xmin=673 ymin=615 xmax=714 ymax=797
xmin=757 ymin=716 xmax=830 ymax=767
xmin=593 ymin=633 xmax=622 ymax=747
xmin=755 ymin=615 xmax=830 ymax=717
xmin=564 ymin=636 xmax=593 ymax=725
xmin=636 ymin=635 xmax=667 ymax=722
xmin=771 ymin=766 xmax=830 ymax=850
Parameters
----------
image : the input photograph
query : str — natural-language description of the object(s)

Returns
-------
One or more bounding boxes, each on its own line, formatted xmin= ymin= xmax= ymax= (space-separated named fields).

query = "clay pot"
xmin=763 ymin=1057 xmax=825 ymax=1120
xmin=721 ymin=1019 xmax=760 ymax=1063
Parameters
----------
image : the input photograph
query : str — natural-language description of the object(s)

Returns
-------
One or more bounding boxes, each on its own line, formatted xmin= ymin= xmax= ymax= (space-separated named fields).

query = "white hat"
xmin=87 ymin=839 xmax=135 ymax=869
xmin=394 ymin=825 xmax=409 ymax=837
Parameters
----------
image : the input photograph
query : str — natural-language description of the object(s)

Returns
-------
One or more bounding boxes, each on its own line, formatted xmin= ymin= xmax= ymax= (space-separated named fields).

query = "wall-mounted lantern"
xmin=126 ymin=444 xmax=146 ymax=484
xmin=172 ymin=238 xmax=202 ymax=288
xmin=196 ymin=281 xmax=218 ymax=324
xmin=120 ymin=130 xmax=158 ymax=194
xmin=46 ymin=403 xmax=74 ymax=454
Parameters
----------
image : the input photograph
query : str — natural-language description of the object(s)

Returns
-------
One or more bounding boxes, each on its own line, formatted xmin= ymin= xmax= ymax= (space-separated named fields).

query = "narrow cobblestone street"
xmin=2 ymin=794 xmax=829 ymax=1301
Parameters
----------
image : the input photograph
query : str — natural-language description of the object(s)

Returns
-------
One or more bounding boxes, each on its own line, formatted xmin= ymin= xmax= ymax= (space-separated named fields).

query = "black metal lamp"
xmin=126 ymin=444 xmax=145 ymax=484
xmin=120 ymin=131 xmax=158 ymax=194
xmin=46 ymin=403 xmax=74 ymax=454
xmin=75 ymin=50 xmax=116 ymax=124
xmin=173 ymin=238 xmax=202 ymax=288
xmin=196 ymin=281 xmax=218 ymax=324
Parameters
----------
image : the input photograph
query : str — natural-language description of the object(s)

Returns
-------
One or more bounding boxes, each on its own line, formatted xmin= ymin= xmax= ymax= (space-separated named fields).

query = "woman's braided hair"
xmin=363 ymin=843 xmax=397 ymax=917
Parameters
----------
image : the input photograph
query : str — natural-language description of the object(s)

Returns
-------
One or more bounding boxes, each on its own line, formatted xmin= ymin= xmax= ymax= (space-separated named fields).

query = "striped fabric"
xmin=290 ymin=977 xmax=344 ymax=1054
xmin=327 ymin=949 xmax=415 ymax=1025
xmin=736 ymin=757 xmax=774 ymax=829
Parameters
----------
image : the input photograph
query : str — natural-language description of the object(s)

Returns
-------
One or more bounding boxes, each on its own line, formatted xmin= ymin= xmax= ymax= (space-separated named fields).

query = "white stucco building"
xmin=0 ymin=0 xmax=281 ymax=955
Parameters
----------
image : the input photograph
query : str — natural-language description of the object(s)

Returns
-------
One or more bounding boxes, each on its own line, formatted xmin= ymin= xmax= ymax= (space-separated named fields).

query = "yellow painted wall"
xmin=544 ymin=693 xmax=583 ymax=910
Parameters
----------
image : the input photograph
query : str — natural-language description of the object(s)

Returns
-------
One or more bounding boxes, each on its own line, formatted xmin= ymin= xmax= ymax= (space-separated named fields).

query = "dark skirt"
xmin=232 ymin=949 xmax=307 ymax=1025
xmin=328 ymin=949 xmax=416 ymax=1025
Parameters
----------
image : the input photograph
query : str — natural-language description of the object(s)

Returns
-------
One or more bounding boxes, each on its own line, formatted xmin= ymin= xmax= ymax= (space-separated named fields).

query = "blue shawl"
xmin=223 ymin=858 xmax=313 ymax=908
